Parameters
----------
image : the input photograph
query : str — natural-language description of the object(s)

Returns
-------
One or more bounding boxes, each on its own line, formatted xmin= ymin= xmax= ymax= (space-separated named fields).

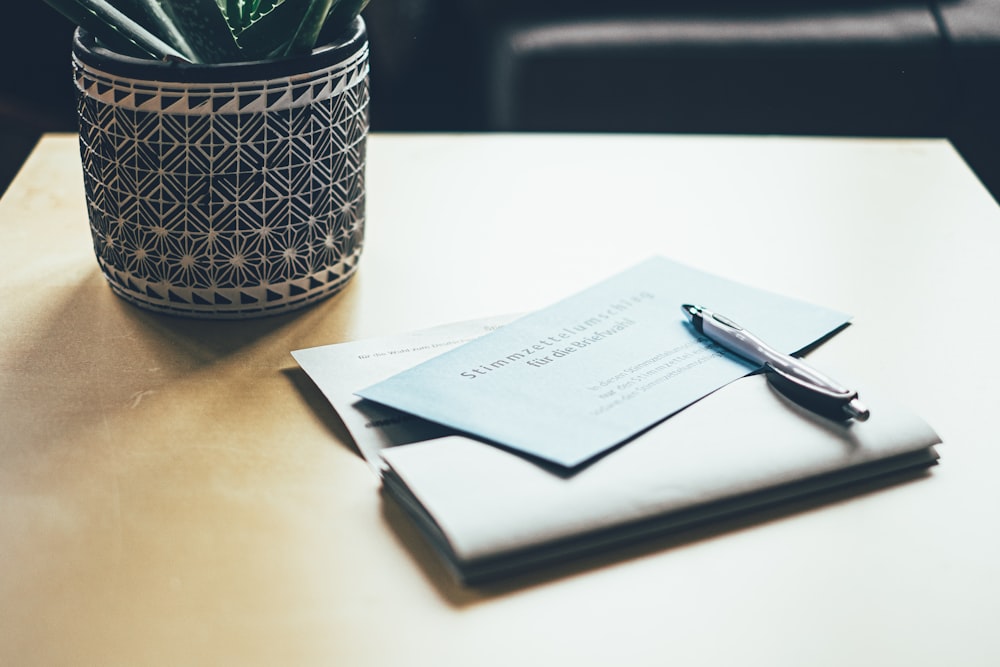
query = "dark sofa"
xmin=4 ymin=1 xmax=1000 ymax=200
xmin=365 ymin=0 xmax=1000 ymax=199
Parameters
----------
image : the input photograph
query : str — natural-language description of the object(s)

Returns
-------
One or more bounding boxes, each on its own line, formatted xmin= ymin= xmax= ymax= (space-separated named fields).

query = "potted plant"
xmin=45 ymin=0 xmax=372 ymax=318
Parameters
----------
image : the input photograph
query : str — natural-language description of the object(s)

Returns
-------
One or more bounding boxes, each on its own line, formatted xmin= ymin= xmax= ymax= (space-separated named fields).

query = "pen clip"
xmin=764 ymin=361 xmax=865 ymax=422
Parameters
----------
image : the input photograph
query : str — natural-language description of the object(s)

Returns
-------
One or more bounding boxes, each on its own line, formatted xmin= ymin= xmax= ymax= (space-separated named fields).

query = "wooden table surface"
xmin=2 ymin=132 xmax=999 ymax=666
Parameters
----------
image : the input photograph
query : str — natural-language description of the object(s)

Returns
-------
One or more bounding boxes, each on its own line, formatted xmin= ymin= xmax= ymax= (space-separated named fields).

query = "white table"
xmin=1 ymin=133 xmax=998 ymax=666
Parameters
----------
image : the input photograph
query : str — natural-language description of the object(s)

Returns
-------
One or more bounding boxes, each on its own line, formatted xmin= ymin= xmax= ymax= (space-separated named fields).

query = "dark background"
xmin=4 ymin=1 xmax=1000 ymax=200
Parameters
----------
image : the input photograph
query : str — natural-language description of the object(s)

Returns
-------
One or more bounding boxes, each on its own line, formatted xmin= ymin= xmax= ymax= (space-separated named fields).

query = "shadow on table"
xmin=3 ymin=267 xmax=353 ymax=460
xmin=281 ymin=366 xmax=361 ymax=460
xmin=122 ymin=295 xmax=325 ymax=361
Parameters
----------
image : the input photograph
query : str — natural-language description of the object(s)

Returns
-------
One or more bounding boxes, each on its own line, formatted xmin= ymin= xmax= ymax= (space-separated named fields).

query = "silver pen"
xmin=681 ymin=304 xmax=870 ymax=422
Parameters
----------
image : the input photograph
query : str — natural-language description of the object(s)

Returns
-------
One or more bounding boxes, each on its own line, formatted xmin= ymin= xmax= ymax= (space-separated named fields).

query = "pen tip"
xmin=844 ymin=398 xmax=871 ymax=422
xmin=681 ymin=304 xmax=701 ymax=322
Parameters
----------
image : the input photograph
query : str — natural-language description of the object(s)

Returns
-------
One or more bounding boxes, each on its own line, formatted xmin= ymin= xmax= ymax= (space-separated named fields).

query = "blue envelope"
xmin=357 ymin=257 xmax=850 ymax=467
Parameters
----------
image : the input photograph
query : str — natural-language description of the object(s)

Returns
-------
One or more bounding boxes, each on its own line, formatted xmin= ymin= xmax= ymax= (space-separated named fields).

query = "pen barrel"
xmin=765 ymin=354 xmax=853 ymax=397
xmin=692 ymin=307 xmax=866 ymax=421
xmin=702 ymin=318 xmax=852 ymax=397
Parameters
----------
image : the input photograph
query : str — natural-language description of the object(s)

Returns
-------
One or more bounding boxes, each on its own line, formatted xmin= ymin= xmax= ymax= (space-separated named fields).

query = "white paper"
xmin=380 ymin=374 xmax=940 ymax=571
xmin=292 ymin=315 xmax=518 ymax=473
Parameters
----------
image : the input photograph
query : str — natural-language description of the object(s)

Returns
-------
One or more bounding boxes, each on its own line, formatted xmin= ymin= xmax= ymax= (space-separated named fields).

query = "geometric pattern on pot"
xmin=73 ymin=28 xmax=369 ymax=319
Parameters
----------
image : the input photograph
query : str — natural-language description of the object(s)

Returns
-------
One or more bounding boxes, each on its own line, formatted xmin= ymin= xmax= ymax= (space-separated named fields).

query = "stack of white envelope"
xmin=378 ymin=374 xmax=938 ymax=582
xmin=293 ymin=258 xmax=940 ymax=583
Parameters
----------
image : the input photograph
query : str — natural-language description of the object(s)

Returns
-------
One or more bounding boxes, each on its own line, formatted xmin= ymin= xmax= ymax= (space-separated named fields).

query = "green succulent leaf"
xmin=325 ymin=0 xmax=369 ymax=35
xmin=157 ymin=0 xmax=243 ymax=63
xmin=284 ymin=0 xmax=334 ymax=56
xmin=113 ymin=0 xmax=200 ymax=61
xmin=226 ymin=0 xmax=309 ymax=60
xmin=45 ymin=0 xmax=191 ymax=61
xmin=47 ymin=0 xmax=369 ymax=64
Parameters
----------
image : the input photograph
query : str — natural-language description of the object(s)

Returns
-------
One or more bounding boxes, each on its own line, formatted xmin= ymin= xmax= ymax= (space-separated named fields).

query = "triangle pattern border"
xmin=73 ymin=44 xmax=369 ymax=116
xmin=99 ymin=249 xmax=362 ymax=319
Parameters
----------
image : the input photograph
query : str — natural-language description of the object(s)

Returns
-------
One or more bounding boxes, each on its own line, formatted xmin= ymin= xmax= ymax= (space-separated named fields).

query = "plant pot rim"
xmin=73 ymin=16 xmax=366 ymax=83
